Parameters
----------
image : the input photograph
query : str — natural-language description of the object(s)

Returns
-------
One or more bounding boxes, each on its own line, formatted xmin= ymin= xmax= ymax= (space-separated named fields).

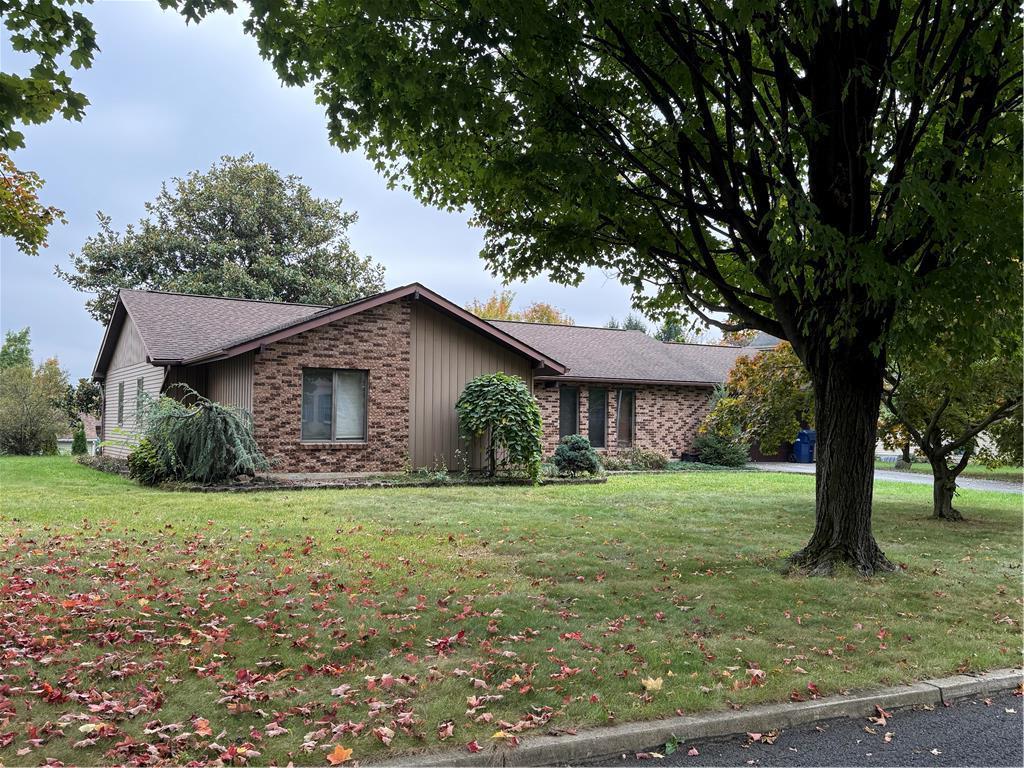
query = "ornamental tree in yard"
xmin=165 ymin=0 xmax=1022 ymax=574
xmin=455 ymin=373 xmax=543 ymax=481
xmin=702 ymin=342 xmax=814 ymax=454
xmin=883 ymin=349 xmax=1021 ymax=520
xmin=882 ymin=282 xmax=1023 ymax=520
xmin=57 ymin=154 xmax=386 ymax=322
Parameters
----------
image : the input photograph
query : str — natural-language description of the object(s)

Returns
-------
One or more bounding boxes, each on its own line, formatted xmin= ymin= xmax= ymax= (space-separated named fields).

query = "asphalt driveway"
xmin=749 ymin=462 xmax=1022 ymax=494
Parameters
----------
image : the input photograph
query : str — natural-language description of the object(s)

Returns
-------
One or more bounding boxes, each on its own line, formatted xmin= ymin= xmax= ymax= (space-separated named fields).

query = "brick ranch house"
xmin=92 ymin=283 xmax=748 ymax=472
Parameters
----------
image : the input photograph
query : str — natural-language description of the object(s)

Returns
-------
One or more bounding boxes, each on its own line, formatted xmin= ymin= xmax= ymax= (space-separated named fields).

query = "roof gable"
xmin=93 ymin=284 xmax=566 ymax=378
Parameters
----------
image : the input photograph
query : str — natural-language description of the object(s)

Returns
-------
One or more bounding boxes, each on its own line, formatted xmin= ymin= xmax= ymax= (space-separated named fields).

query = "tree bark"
xmin=930 ymin=465 xmax=962 ymax=521
xmin=901 ymin=442 xmax=912 ymax=464
xmin=926 ymin=446 xmax=972 ymax=521
xmin=790 ymin=344 xmax=896 ymax=576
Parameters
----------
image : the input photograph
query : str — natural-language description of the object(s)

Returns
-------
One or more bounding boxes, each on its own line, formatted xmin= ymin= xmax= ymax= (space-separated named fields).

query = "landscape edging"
xmin=376 ymin=667 xmax=1021 ymax=767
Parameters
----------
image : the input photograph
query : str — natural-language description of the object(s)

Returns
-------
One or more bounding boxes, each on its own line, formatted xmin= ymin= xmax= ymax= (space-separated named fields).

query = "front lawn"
xmin=1 ymin=457 xmax=1020 ymax=766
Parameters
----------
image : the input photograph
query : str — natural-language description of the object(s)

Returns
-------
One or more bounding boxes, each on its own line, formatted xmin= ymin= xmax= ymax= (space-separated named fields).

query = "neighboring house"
xmin=56 ymin=413 xmax=100 ymax=455
xmin=91 ymin=283 xmax=747 ymax=472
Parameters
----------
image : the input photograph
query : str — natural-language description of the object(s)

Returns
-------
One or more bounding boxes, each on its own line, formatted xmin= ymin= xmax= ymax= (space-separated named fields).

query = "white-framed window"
xmin=301 ymin=368 xmax=368 ymax=442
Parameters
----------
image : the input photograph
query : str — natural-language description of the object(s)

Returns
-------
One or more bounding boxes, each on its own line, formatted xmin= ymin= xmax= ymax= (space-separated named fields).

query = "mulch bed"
xmin=174 ymin=473 xmax=608 ymax=493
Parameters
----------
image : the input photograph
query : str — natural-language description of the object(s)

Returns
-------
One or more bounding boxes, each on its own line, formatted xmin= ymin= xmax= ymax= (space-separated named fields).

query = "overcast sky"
xmin=1 ymin=1 xmax=648 ymax=380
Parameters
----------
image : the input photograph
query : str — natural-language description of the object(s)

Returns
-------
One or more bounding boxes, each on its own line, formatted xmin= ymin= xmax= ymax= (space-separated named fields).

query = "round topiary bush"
xmin=626 ymin=447 xmax=669 ymax=470
xmin=553 ymin=434 xmax=600 ymax=476
xmin=456 ymin=372 xmax=543 ymax=481
xmin=693 ymin=433 xmax=749 ymax=467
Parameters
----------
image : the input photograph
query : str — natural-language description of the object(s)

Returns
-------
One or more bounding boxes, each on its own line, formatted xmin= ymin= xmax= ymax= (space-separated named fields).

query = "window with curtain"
xmin=616 ymin=389 xmax=635 ymax=448
xmin=559 ymin=386 xmax=579 ymax=438
xmin=588 ymin=387 xmax=607 ymax=448
xmin=301 ymin=368 xmax=368 ymax=441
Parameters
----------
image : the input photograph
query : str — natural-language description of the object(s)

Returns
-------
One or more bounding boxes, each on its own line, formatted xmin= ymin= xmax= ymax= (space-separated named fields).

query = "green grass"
xmin=1 ymin=457 xmax=1020 ymax=765
xmin=875 ymin=460 xmax=1023 ymax=483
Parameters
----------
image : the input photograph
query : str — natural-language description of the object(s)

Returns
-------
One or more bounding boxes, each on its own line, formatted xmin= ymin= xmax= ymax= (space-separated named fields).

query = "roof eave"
xmin=534 ymin=375 xmax=721 ymax=387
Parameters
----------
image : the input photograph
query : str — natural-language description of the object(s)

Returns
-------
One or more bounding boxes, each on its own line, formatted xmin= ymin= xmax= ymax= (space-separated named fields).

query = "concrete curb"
xmin=376 ymin=668 xmax=1021 ymax=767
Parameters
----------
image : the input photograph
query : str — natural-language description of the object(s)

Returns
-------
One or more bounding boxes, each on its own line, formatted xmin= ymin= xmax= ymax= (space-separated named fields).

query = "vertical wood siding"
xmin=409 ymin=303 xmax=534 ymax=470
xmin=207 ymin=353 xmax=254 ymax=413
xmin=100 ymin=317 xmax=164 ymax=458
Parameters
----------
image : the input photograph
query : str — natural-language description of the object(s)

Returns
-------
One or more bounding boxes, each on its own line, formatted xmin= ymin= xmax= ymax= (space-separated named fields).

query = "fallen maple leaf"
xmin=326 ymin=744 xmax=352 ymax=765
xmin=687 ymin=746 xmax=700 ymax=756
xmin=641 ymin=676 xmax=663 ymax=692
xmin=194 ymin=718 xmax=213 ymax=737
xmin=466 ymin=740 xmax=482 ymax=753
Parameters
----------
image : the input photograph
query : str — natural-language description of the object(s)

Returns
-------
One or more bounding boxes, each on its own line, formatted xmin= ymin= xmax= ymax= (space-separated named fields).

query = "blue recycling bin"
xmin=793 ymin=429 xmax=816 ymax=463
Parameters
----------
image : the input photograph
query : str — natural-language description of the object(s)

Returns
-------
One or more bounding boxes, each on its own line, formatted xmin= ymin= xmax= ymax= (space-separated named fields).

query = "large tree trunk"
xmin=790 ymin=344 xmax=896 ymax=576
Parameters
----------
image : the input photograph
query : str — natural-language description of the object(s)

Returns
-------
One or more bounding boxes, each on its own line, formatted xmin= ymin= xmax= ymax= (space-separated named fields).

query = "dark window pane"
xmin=559 ymin=387 xmax=579 ymax=438
xmin=117 ymin=382 xmax=125 ymax=425
xmin=301 ymin=369 xmax=333 ymax=440
xmin=588 ymin=388 xmax=607 ymax=448
xmin=617 ymin=389 xmax=635 ymax=448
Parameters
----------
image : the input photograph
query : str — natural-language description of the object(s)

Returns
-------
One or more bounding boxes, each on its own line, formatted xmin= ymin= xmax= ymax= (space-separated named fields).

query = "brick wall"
xmin=251 ymin=300 xmax=411 ymax=472
xmin=536 ymin=382 xmax=714 ymax=459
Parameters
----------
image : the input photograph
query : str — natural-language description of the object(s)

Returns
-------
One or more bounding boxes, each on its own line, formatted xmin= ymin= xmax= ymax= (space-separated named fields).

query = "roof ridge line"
xmin=120 ymin=287 xmax=332 ymax=308
xmin=489 ymin=318 xmax=645 ymax=332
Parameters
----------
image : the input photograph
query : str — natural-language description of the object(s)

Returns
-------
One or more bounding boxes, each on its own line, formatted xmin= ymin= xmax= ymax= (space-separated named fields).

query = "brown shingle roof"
xmin=490 ymin=320 xmax=748 ymax=385
xmin=119 ymin=289 xmax=328 ymax=363
xmin=95 ymin=285 xmax=566 ymax=377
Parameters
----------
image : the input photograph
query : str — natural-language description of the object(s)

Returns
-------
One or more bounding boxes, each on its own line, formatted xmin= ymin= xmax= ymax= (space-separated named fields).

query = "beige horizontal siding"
xmin=101 ymin=362 xmax=164 ymax=458
xmin=101 ymin=316 xmax=164 ymax=458
xmin=410 ymin=303 xmax=534 ymax=471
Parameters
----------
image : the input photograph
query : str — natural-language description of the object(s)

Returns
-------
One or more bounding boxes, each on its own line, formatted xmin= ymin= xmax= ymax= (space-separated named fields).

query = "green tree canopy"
xmin=0 ymin=327 xmax=32 ymax=370
xmin=0 ymin=356 xmax=69 ymax=455
xmin=882 ymin=254 xmax=1023 ymax=520
xmin=57 ymin=154 xmax=386 ymax=322
xmin=162 ymin=0 xmax=1022 ymax=574
xmin=2 ymin=0 xmax=97 ymax=253
xmin=605 ymin=313 xmax=648 ymax=333
xmin=0 ymin=0 xmax=97 ymax=153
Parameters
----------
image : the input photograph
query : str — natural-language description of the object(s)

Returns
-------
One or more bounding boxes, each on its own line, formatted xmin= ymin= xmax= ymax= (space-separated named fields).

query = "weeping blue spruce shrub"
xmin=135 ymin=384 xmax=268 ymax=484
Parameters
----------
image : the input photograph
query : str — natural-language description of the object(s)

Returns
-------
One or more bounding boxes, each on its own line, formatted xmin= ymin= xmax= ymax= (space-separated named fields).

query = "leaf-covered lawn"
xmin=1 ymin=457 xmax=1020 ymax=766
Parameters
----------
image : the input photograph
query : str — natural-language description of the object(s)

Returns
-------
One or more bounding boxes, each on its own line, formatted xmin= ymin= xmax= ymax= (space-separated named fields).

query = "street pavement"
xmin=585 ymin=691 xmax=1023 ymax=767
xmin=749 ymin=462 xmax=1022 ymax=494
